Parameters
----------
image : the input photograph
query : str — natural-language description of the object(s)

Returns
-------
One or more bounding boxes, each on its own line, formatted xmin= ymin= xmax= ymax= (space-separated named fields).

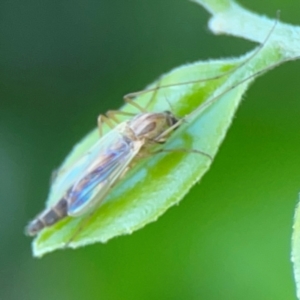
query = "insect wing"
xmin=47 ymin=127 xmax=127 ymax=207
xmin=67 ymin=133 xmax=143 ymax=216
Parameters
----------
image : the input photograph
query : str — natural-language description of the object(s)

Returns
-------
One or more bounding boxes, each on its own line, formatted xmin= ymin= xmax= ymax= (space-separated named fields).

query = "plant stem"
xmin=193 ymin=0 xmax=300 ymax=58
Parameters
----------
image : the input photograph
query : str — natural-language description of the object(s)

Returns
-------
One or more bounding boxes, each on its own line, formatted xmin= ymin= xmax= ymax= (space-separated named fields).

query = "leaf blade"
xmin=32 ymin=44 xmax=284 ymax=257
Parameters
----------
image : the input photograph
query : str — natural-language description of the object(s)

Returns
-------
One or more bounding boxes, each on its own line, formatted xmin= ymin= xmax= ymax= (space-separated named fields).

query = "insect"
xmin=25 ymin=110 xmax=182 ymax=236
xmin=25 ymin=18 xmax=279 ymax=240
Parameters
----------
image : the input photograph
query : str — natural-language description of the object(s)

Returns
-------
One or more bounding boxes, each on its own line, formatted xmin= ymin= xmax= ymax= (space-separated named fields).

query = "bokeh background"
xmin=1 ymin=0 xmax=300 ymax=299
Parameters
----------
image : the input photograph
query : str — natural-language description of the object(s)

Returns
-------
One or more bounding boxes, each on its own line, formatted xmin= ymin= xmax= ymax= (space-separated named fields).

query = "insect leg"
xmin=144 ymin=137 xmax=212 ymax=161
xmin=64 ymin=210 xmax=96 ymax=248
xmin=155 ymin=148 xmax=212 ymax=161
xmin=98 ymin=110 xmax=140 ymax=137
xmin=97 ymin=114 xmax=116 ymax=137
xmin=106 ymin=110 xmax=136 ymax=123
xmin=123 ymin=80 xmax=161 ymax=111
xmin=124 ymin=97 xmax=148 ymax=113
xmin=122 ymin=16 xmax=278 ymax=109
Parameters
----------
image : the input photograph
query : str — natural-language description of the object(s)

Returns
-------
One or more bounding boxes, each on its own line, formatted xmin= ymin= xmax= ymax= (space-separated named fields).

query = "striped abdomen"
xmin=25 ymin=197 xmax=68 ymax=236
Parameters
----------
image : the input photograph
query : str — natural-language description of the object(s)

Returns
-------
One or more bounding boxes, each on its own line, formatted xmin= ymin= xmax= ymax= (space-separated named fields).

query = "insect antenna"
xmin=123 ymin=12 xmax=280 ymax=105
xmin=102 ymin=11 xmax=280 ymax=139
xmin=153 ymin=48 xmax=300 ymax=153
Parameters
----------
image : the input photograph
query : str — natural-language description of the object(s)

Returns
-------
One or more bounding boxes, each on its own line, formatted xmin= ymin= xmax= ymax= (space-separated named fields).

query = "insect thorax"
xmin=128 ymin=112 xmax=178 ymax=141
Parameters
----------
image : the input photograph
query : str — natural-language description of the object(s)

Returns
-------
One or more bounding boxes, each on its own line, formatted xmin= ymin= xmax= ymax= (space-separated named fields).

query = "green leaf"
xmin=31 ymin=43 xmax=284 ymax=257
xmin=194 ymin=0 xmax=300 ymax=58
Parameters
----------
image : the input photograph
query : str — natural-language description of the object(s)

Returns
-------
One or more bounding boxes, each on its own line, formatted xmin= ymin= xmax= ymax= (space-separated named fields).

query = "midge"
xmin=25 ymin=19 xmax=278 ymax=238
xmin=24 ymin=64 xmax=270 ymax=237
xmin=25 ymin=110 xmax=185 ymax=236
xmin=25 ymin=100 xmax=212 ymax=237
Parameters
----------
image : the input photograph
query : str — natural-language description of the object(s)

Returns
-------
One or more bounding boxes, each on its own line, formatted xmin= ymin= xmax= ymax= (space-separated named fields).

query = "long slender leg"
xmin=97 ymin=114 xmax=116 ymax=137
xmin=106 ymin=110 xmax=136 ymax=123
xmin=64 ymin=210 xmax=97 ymax=248
xmin=141 ymin=137 xmax=213 ymax=161
xmin=123 ymin=80 xmax=161 ymax=112
xmin=155 ymin=148 xmax=212 ymax=161
xmin=144 ymin=80 xmax=161 ymax=110
xmin=122 ymin=19 xmax=277 ymax=109
xmin=98 ymin=108 xmax=140 ymax=137
xmin=98 ymin=108 xmax=142 ymax=137
xmin=123 ymin=97 xmax=148 ymax=113
xmin=144 ymin=136 xmax=213 ymax=161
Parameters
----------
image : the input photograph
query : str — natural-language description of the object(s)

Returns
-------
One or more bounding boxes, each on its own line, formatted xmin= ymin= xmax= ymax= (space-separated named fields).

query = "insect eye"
xmin=171 ymin=117 xmax=178 ymax=127
xmin=164 ymin=111 xmax=178 ymax=126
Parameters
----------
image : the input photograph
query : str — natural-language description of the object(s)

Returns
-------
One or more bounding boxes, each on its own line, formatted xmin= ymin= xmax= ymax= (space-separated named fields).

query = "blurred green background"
xmin=1 ymin=0 xmax=300 ymax=299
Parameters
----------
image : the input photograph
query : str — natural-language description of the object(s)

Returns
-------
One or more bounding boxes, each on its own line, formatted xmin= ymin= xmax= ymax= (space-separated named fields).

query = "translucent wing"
xmin=48 ymin=124 xmax=127 ymax=206
xmin=66 ymin=130 xmax=143 ymax=217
